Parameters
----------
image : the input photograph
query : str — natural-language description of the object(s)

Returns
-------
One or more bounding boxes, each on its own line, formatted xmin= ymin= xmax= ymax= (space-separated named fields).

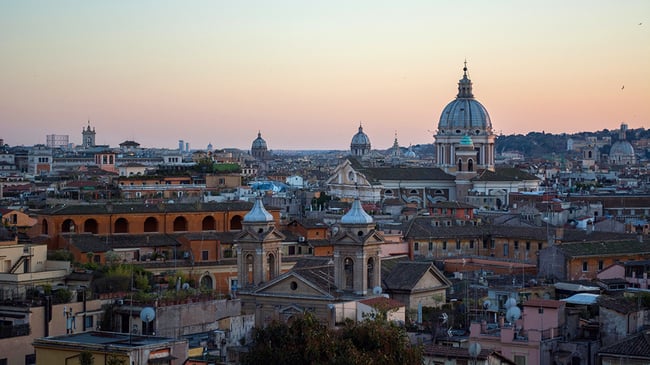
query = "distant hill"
xmin=495 ymin=127 xmax=649 ymax=159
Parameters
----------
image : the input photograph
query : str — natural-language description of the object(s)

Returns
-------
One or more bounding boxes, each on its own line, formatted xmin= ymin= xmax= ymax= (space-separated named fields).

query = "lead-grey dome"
xmin=243 ymin=197 xmax=274 ymax=223
xmin=610 ymin=140 xmax=634 ymax=156
xmin=251 ymin=131 xmax=267 ymax=149
xmin=438 ymin=65 xmax=492 ymax=134
xmin=341 ymin=198 xmax=373 ymax=225
xmin=351 ymin=125 xmax=371 ymax=148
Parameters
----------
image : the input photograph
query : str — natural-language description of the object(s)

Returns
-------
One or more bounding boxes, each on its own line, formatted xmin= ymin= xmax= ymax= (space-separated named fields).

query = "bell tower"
xmin=332 ymin=198 xmax=383 ymax=296
xmin=82 ymin=121 xmax=96 ymax=148
xmin=235 ymin=197 xmax=284 ymax=289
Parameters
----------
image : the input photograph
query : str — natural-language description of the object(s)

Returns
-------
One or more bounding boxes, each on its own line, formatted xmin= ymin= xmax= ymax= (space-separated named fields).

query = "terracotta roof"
xmin=39 ymin=201 xmax=257 ymax=216
xmin=523 ymin=299 xmax=563 ymax=309
xmin=359 ymin=296 xmax=405 ymax=309
xmin=422 ymin=344 xmax=492 ymax=360
xmin=403 ymin=217 xmax=638 ymax=243
xmin=558 ymin=240 xmax=650 ymax=258
xmin=599 ymin=330 xmax=650 ymax=358
xmin=66 ymin=233 xmax=181 ymax=253
xmin=598 ymin=295 xmax=643 ymax=314
xmin=348 ymin=157 xmax=455 ymax=184
xmin=472 ymin=167 xmax=540 ymax=182
xmin=382 ymin=260 xmax=451 ymax=292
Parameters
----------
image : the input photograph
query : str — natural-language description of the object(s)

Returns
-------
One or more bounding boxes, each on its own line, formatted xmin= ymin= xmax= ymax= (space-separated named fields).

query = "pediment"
xmin=331 ymin=230 xmax=384 ymax=246
xmin=326 ymin=160 xmax=372 ymax=187
xmin=254 ymin=272 xmax=333 ymax=298
xmin=236 ymin=228 xmax=285 ymax=242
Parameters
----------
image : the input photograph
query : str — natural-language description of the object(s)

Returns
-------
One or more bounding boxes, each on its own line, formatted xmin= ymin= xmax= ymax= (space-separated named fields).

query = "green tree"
xmin=243 ymin=312 xmax=422 ymax=365
xmin=79 ymin=351 xmax=94 ymax=365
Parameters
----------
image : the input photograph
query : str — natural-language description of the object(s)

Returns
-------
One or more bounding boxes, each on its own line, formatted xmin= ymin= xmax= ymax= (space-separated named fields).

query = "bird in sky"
xmin=622 ymin=85 xmax=625 ymax=90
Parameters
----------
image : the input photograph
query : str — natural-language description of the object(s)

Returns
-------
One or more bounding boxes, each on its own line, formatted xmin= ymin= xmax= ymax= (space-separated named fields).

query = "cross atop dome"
xmin=457 ymin=61 xmax=474 ymax=99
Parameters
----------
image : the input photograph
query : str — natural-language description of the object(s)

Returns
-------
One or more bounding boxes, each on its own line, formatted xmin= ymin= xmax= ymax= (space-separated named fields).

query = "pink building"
xmin=469 ymin=299 xmax=565 ymax=365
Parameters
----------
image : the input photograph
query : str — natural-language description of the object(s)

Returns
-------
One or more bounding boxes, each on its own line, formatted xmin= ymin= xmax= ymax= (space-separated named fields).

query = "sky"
xmin=1 ymin=1 xmax=648 ymax=151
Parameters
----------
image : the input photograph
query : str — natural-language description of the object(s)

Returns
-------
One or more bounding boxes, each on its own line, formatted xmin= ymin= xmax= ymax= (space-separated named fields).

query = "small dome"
xmin=404 ymin=146 xmax=417 ymax=158
xmin=251 ymin=132 xmax=267 ymax=149
xmin=459 ymin=134 xmax=474 ymax=147
xmin=437 ymin=64 xmax=492 ymax=134
xmin=341 ymin=198 xmax=373 ymax=224
xmin=243 ymin=197 xmax=274 ymax=223
xmin=351 ymin=125 xmax=371 ymax=148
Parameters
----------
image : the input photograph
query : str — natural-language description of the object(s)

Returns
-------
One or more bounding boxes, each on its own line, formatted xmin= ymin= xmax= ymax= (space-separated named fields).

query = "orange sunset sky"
xmin=1 ymin=1 xmax=648 ymax=150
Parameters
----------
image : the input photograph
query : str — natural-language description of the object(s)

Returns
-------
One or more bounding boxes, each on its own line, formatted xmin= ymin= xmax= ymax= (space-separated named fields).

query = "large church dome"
xmin=438 ymin=65 xmax=492 ymax=135
xmin=350 ymin=124 xmax=371 ymax=157
xmin=251 ymin=131 xmax=267 ymax=149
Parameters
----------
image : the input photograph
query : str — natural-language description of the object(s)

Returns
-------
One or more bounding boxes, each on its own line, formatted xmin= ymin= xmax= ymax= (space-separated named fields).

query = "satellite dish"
xmin=140 ymin=307 xmax=155 ymax=322
xmin=372 ymin=286 xmax=383 ymax=295
xmin=182 ymin=283 xmax=190 ymax=290
xmin=483 ymin=300 xmax=491 ymax=310
xmin=506 ymin=306 xmax=521 ymax=324
xmin=468 ymin=342 xmax=482 ymax=357
xmin=505 ymin=297 xmax=517 ymax=309
xmin=439 ymin=312 xmax=448 ymax=324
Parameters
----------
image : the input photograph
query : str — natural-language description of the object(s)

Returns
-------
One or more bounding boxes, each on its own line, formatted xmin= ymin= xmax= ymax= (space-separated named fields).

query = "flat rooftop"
xmin=35 ymin=331 xmax=179 ymax=348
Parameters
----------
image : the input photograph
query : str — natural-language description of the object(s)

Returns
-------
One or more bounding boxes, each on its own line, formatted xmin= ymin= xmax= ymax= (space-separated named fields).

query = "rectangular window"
xmin=503 ymin=243 xmax=509 ymax=257
xmin=514 ymin=241 xmax=519 ymax=250
xmin=514 ymin=355 xmax=527 ymax=365
xmin=202 ymin=250 xmax=209 ymax=260
xmin=491 ymin=239 xmax=496 ymax=249
xmin=414 ymin=242 xmax=419 ymax=251
xmin=598 ymin=260 xmax=604 ymax=270
xmin=469 ymin=240 xmax=474 ymax=249
xmin=526 ymin=241 xmax=531 ymax=251
xmin=582 ymin=261 xmax=588 ymax=272
xmin=428 ymin=242 xmax=433 ymax=251
xmin=288 ymin=246 xmax=295 ymax=255
xmin=456 ymin=240 xmax=461 ymax=250
xmin=85 ymin=315 xmax=94 ymax=329
xmin=538 ymin=242 xmax=543 ymax=250
xmin=483 ymin=240 xmax=488 ymax=249
xmin=442 ymin=241 xmax=447 ymax=250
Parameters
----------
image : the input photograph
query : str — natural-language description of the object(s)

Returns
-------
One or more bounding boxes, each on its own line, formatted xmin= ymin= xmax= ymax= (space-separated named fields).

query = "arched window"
xmin=144 ymin=217 xmax=158 ymax=233
xmin=41 ymin=219 xmax=48 ymax=235
xmin=84 ymin=219 xmax=99 ymax=234
xmin=62 ymin=219 xmax=76 ymax=233
xmin=202 ymin=216 xmax=216 ymax=231
xmin=344 ymin=257 xmax=354 ymax=290
xmin=468 ymin=159 xmax=474 ymax=172
xmin=458 ymin=158 xmax=463 ymax=171
xmin=114 ymin=218 xmax=128 ymax=233
xmin=367 ymin=257 xmax=375 ymax=289
xmin=173 ymin=216 xmax=188 ymax=232
xmin=230 ymin=215 xmax=243 ymax=230
xmin=200 ymin=275 xmax=213 ymax=290
xmin=246 ymin=254 xmax=254 ymax=285
xmin=267 ymin=253 xmax=276 ymax=281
